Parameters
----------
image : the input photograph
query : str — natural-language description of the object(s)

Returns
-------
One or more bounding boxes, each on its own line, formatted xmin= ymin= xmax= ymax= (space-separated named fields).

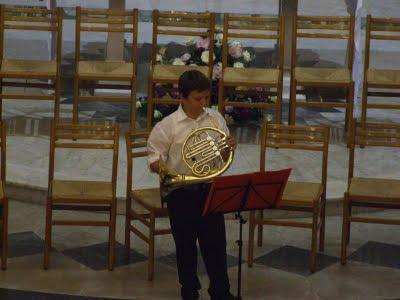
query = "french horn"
xmin=159 ymin=126 xmax=234 ymax=188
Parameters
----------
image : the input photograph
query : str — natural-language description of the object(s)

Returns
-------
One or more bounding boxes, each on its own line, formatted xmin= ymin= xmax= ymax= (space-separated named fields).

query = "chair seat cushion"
xmin=223 ymin=67 xmax=279 ymax=85
xmin=295 ymin=67 xmax=351 ymax=84
xmin=0 ymin=59 xmax=57 ymax=77
xmin=280 ymin=181 xmax=323 ymax=206
xmin=131 ymin=188 xmax=167 ymax=214
xmin=367 ymin=69 xmax=400 ymax=86
xmin=51 ymin=180 xmax=113 ymax=203
xmin=152 ymin=65 xmax=209 ymax=81
xmin=77 ymin=61 xmax=134 ymax=78
xmin=348 ymin=177 xmax=400 ymax=202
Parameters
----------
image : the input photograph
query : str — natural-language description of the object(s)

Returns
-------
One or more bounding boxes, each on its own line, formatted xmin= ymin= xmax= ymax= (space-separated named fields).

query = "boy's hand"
xmin=225 ymin=135 xmax=237 ymax=151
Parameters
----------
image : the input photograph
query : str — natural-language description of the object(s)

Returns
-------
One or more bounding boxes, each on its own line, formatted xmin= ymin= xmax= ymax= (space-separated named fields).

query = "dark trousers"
xmin=165 ymin=183 xmax=231 ymax=300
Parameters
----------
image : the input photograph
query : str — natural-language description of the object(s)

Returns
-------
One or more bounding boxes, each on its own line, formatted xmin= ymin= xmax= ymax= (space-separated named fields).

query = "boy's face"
xmin=182 ymin=89 xmax=210 ymax=118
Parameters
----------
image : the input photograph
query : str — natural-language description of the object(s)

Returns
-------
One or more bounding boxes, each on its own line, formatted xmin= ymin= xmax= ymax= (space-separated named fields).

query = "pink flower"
xmin=196 ymin=37 xmax=210 ymax=50
xmin=229 ymin=42 xmax=243 ymax=58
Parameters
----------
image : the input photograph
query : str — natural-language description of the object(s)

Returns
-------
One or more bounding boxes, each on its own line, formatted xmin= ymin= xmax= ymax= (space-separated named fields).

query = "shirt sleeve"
xmin=147 ymin=121 xmax=171 ymax=167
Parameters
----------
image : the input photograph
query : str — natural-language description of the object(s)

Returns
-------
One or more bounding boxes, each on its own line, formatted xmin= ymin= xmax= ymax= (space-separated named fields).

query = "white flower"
xmin=224 ymin=114 xmax=234 ymax=125
xmin=181 ymin=53 xmax=191 ymax=62
xmin=154 ymin=110 xmax=163 ymax=119
xmin=156 ymin=54 xmax=162 ymax=63
xmin=229 ymin=40 xmax=241 ymax=47
xmin=215 ymin=33 xmax=223 ymax=47
xmin=172 ymin=58 xmax=185 ymax=66
xmin=263 ymin=113 xmax=273 ymax=122
xmin=201 ymin=51 xmax=215 ymax=64
xmin=185 ymin=37 xmax=195 ymax=46
xmin=159 ymin=47 xmax=167 ymax=56
xmin=243 ymin=50 xmax=251 ymax=62
xmin=211 ymin=105 xmax=218 ymax=111
xmin=201 ymin=51 xmax=210 ymax=64
xmin=233 ymin=62 xmax=244 ymax=68
xmin=136 ymin=100 xmax=142 ymax=108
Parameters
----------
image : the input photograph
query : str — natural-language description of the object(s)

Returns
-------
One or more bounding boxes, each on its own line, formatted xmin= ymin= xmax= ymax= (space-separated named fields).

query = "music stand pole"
xmin=235 ymin=211 xmax=246 ymax=300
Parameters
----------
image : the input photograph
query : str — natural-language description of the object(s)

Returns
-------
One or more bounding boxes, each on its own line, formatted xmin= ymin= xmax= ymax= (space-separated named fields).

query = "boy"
xmin=148 ymin=70 xmax=236 ymax=300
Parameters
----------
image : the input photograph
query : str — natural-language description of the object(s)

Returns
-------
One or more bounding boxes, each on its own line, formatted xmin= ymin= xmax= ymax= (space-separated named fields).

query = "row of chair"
xmin=1 ymin=6 xmax=399 ymax=130
xmin=0 ymin=119 xmax=398 ymax=278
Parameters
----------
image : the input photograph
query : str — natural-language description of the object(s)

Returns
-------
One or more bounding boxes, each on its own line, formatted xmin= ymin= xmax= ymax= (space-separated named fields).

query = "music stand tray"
xmin=202 ymin=169 xmax=291 ymax=300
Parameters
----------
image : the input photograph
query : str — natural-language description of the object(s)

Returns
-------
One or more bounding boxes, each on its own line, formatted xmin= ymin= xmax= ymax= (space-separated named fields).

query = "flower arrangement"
xmin=137 ymin=28 xmax=274 ymax=124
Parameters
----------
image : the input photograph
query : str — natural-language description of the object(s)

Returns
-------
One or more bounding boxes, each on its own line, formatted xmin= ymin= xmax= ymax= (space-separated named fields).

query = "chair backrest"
xmin=348 ymin=120 xmax=400 ymax=183
xmin=75 ymin=7 xmax=138 ymax=63
xmin=151 ymin=10 xmax=215 ymax=78
xmin=221 ymin=14 xmax=284 ymax=72
xmin=364 ymin=15 xmax=400 ymax=72
xmin=125 ymin=130 xmax=150 ymax=193
xmin=0 ymin=5 xmax=63 ymax=62
xmin=260 ymin=123 xmax=330 ymax=186
xmin=0 ymin=121 xmax=6 ymax=183
xmin=48 ymin=121 xmax=119 ymax=194
xmin=291 ymin=15 xmax=355 ymax=71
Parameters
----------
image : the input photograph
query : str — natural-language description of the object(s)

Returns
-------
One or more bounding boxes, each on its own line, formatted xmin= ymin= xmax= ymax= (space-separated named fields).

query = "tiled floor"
xmin=1 ymin=199 xmax=400 ymax=299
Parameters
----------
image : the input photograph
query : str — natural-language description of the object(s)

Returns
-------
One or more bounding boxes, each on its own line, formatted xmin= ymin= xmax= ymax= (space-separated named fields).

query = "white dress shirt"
xmin=148 ymin=105 xmax=229 ymax=175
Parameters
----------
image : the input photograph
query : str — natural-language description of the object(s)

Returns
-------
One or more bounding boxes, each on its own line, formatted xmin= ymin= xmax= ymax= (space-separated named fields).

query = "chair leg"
xmin=43 ymin=199 xmax=53 ymax=269
xmin=360 ymin=82 xmax=368 ymax=149
xmin=319 ymin=193 xmax=326 ymax=252
xmin=247 ymin=211 xmax=256 ymax=268
xmin=276 ymin=83 xmax=283 ymax=124
xmin=217 ymin=79 xmax=224 ymax=115
xmin=1 ymin=198 xmax=8 ymax=270
xmin=108 ymin=201 xmax=117 ymax=271
xmin=346 ymin=204 xmax=352 ymax=245
xmin=147 ymin=77 xmax=154 ymax=129
xmin=310 ymin=202 xmax=319 ymax=273
xmin=360 ymin=82 xmax=368 ymax=126
xmin=54 ymin=75 xmax=61 ymax=123
xmin=345 ymin=82 xmax=355 ymax=144
xmin=124 ymin=196 xmax=132 ymax=261
xmin=341 ymin=193 xmax=350 ymax=265
xmin=256 ymin=210 xmax=264 ymax=247
xmin=148 ymin=212 xmax=155 ymax=281
xmin=289 ymin=79 xmax=297 ymax=125
xmin=0 ymin=79 xmax=3 ymax=120
xmin=130 ymin=78 xmax=136 ymax=129
xmin=72 ymin=76 xmax=79 ymax=124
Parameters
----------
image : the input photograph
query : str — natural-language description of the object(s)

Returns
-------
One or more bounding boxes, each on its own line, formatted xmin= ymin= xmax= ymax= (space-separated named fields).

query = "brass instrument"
xmin=159 ymin=126 xmax=234 ymax=188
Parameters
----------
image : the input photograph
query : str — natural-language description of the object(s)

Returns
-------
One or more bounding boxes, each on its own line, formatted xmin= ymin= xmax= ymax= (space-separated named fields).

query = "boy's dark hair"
xmin=178 ymin=70 xmax=211 ymax=98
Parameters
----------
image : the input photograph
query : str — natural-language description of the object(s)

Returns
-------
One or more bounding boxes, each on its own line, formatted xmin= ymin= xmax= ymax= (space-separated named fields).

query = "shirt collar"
xmin=176 ymin=104 xmax=210 ymax=123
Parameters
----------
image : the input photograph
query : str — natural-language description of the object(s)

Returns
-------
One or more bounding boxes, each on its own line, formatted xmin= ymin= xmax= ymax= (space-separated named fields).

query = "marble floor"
xmin=1 ymin=199 xmax=400 ymax=299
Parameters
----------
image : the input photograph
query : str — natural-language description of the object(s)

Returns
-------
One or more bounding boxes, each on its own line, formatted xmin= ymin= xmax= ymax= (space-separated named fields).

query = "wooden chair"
xmin=147 ymin=10 xmax=215 ymax=127
xmin=341 ymin=120 xmax=400 ymax=265
xmin=361 ymin=16 xmax=400 ymax=126
xmin=248 ymin=123 xmax=330 ymax=272
xmin=0 ymin=122 xmax=7 ymax=270
xmin=124 ymin=130 xmax=170 ymax=281
xmin=289 ymin=15 xmax=355 ymax=133
xmin=0 ymin=5 xmax=63 ymax=121
xmin=73 ymin=7 xmax=138 ymax=127
xmin=44 ymin=121 xmax=119 ymax=270
xmin=218 ymin=14 xmax=285 ymax=124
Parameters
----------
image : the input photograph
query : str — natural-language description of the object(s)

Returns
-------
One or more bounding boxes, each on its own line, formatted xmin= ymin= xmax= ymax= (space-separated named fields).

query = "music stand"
xmin=203 ymin=169 xmax=292 ymax=300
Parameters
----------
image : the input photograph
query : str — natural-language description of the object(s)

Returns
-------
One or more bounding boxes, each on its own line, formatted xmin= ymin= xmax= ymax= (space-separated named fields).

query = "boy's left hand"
xmin=225 ymin=135 xmax=237 ymax=151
